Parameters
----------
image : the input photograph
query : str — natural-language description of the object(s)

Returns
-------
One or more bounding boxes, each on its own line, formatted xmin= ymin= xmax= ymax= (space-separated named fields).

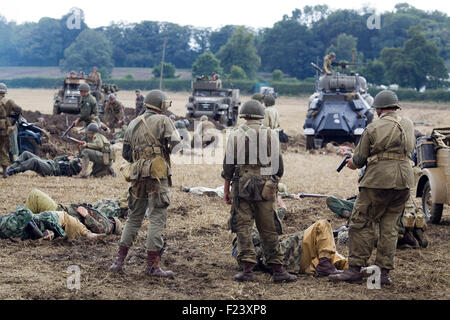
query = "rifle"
xmin=61 ymin=123 xmax=75 ymax=138
xmin=331 ymin=61 xmax=361 ymax=69
xmin=65 ymin=136 xmax=84 ymax=145
xmin=297 ymin=193 xmax=330 ymax=199
xmin=337 ymin=155 xmax=352 ymax=172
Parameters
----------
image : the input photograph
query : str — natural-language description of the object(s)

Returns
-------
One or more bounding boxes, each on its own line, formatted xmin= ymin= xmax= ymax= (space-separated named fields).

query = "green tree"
xmin=152 ymin=62 xmax=177 ymax=79
xmin=272 ymin=69 xmax=283 ymax=81
xmin=326 ymin=33 xmax=363 ymax=64
xmin=230 ymin=65 xmax=247 ymax=79
xmin=209 ymin=25 xmax=237 ymax=53
xmin=381 ymin=25 xmax=448 ymax=90
xmin=217 ymin=27 xmax=261 ymax=79
xmin=191 ymin=51 xmax=223 ymax=77
xmin=361 ymin=59 xmax=386 ymax=85
xmin=59 ymin=29 xmax=114 ymax=77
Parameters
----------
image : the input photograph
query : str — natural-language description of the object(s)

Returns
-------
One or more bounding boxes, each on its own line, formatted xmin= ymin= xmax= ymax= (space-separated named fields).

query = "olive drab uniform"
xmin=77 ymin=93 xmax=100 ymax=127
xmin=104 ymin=100 xmax=125 ymax=129
xmin=323 ymin=55 xmax=332 ymax=73
xmin=135 ymin=95 xmax=145 ymax=117
xmin=348 ymin=111 xmax=415 ymax=270
xmin=0 ymin=95 xmax=21 ymax=166
xmin=119 ymin=109 xmax=180 ymax=252
xmin=88 ymin=71 xmax=102 ymax=89
xmin=263 ymin=107 xmax=280 ymax=130
xmin=222 ymin=120 xmax=285 ymax=267
xmin=80 ymin=132 xmax=113 ymax=177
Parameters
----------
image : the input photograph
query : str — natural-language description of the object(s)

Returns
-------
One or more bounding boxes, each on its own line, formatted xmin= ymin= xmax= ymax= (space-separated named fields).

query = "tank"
xmin=303 ymin=63 xmax=374 ymax=149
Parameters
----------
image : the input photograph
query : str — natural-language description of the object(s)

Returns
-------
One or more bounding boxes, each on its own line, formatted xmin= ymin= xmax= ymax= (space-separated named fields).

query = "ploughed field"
xmin=0 ymin=89 xmax=449 ymax=300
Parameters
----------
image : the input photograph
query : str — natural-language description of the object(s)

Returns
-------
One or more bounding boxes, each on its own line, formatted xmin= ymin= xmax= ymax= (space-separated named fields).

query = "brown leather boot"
xmin=109 ymin=245 xmax=129 ymax=272
xmin=413 ymin=228 xmax=428 ymax=248
xmin=2 ymin=165 xmax=7 ymax=179
xmin=315 ymin=257 xmax=343 ymax=276
xmin=380 ymin=268 xmax=392 ymax=286
xmin=146 ymin=251 xmax=174 ymax=279
xmin=233 ymin=262 xmax=255 ymax=282
xmin=272 ymin=264 xmax=297 ymax=283
xmin=329 ymin=265 xmax=363 ymax=283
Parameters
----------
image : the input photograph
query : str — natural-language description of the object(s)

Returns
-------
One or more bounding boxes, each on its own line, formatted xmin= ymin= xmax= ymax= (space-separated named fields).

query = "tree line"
xmin=0 ymin=3 xmax=448 ymax=90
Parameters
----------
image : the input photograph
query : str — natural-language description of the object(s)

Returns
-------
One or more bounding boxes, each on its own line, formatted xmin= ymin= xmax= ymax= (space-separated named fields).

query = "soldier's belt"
xmin=367 ymin=152 xmax=409 ymax=165
xmin=238 ymin=165 xmax=272 ymax=179
xmin=133 ymin=146 xmax=162 ymax=159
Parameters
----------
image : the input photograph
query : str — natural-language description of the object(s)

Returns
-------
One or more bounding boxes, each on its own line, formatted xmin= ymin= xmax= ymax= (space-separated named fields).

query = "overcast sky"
xmin=1 ymin=0 xmax=449 ymax=29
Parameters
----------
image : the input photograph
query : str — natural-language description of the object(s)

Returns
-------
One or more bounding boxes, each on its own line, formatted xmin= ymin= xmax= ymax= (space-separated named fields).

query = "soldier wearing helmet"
xmin=76 ymin=123 xmax=115 ymax=179
xmin=72 ymin=83 xmax=100 ymax=128
xmin=192 ymin=115 xmax=217 ymax=148
xmin=323 ymin=52 xmax=336 ymax=75
xmin=87 ymin=66 xmax=102 ymax=90
xmin=103 ymin=93 xmax=126 ymax=129
xmin=109 ymin=89 xmax=181 ymax=279
xmin=262 ymin=94 xmax=280 ymax=130
xmin=135 ymin=89 xmax=145 ymax=117
xmin=0 ymin=82 xmax=22 ymax=178
xmin=222 ymin=100 xmax=297 ymax=284
xmin=251 ymin=93 xmax=264 ymax=104
xmin=330 ymin=90 xmax=415 ymax=286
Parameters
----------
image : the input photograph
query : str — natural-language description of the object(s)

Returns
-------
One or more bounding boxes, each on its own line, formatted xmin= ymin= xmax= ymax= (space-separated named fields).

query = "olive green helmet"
xmin=200 ymin=115 xmax=208 ymax=122
xmin=86 ymin=123 xmax=99 ymax=133
xmin=263 ymin=95 xmax=275 ymax=107
xmin=0 ymin=83 xmax=7 ymax=94
xmin=373 ymin=90 xmax=400 ymax=109
xmin=79 ymin=83 xmax=90 ymax=92
xmin=239 ymin=100 xmax=265 ymax=119
xmin=251 ymin=93 xmax=264 ymax=103
xmin=144 ymin=90 xmax=171 ymax=112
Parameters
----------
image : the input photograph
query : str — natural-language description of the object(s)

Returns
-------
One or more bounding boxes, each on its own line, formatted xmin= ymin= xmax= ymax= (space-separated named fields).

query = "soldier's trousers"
xmin=11 ymin=151 xmax=54 ymax=176
xmin=120 ymin=178 xmax=170 ymax=251
xmin=81 ymin=148 xmax=110 ymax=176
xmin=403 ymin=167 xmax=426 ymax=230
xmin=234 ymin=199 xmax=284 ymax=265
xmin=0 ymin=135 xmax=11 ymax=166
xmin=348 ymin=187 xmax=409 ymax=270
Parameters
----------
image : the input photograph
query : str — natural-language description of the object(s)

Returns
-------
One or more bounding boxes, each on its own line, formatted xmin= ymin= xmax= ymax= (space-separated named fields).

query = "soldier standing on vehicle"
xmin=104 ymin=93 xmax=125 ymax=129
xmin=109 ymin=90 xmax=180 ymax=278
xmin=262 ymin=95 xmax=280 ymax=130
xmin=135 ymin=90 xmax=145 ymax=117
xmin=222 ymin=100 xmax=297 ymax=283
xmin=0 ymin=83 xmax=22 ymax=178
xmin=72 ymin=83 xmax=100 ymax=128
xmin=88 ymin=66 xmax=102 ymax=89
xmin=329 ymin=90 xmax=415 ymax=286
xmin=323 ymin=52 xmax=336 ymax=75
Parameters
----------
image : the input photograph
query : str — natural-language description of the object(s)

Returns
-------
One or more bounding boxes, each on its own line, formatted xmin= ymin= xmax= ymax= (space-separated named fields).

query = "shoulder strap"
xmin=137 ymin=114 xmax=162 ymax=147
xmin=383 ymin=115 xmax=407 ymax=154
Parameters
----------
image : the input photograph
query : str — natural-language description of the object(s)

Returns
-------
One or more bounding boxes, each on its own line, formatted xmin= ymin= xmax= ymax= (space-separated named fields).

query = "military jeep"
xmin=53 ymin=77 xmax=87 ymax=115
xmin=186 ymin=79 xmax=240 ymax=126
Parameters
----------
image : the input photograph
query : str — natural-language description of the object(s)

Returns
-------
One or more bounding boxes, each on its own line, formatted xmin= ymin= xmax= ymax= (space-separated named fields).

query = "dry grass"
xmin=0 ymin=90 xmax=449 ymax=300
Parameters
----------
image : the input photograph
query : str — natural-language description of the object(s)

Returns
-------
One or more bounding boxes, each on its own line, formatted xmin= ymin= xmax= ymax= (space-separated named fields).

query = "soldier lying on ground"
xmin=7 ymin=151 xmax=82 ymax=177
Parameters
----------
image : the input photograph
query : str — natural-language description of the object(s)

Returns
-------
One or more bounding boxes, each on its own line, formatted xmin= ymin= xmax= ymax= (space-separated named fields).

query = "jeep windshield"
xmin=194 ymin=90 xmax=227 ymax=97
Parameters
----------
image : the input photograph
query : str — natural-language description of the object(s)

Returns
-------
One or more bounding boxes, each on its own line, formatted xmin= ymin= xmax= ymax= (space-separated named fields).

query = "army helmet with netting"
xmin=144 ymin=90 xmax=171 ymax=111
xmin=79 ymin=83 xmax=90 ymax=92
xmin=373 ymin=90 xmax=400 ymax=109
xmin=86 ymin=123 xmax=99 ymax=133
xmin=251 ymin=93 xmax=264 ymax=103
xmin=239 ymin=100 xmax=265 ymax=119
xmin=0 ymin=83 xmax=7 ymax=94
xmin=263 ymin=94 xmax=276 ymax=107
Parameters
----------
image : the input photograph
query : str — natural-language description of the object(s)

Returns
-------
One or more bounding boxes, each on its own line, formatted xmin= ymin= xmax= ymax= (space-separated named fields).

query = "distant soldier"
xmin=262 ymin=95 xmax=280 ymax=130
xmin=6 ymin=151 xmax=82 ymax=177
xmin=192 ymin=115 xmax=217 ymax=148
xmin=79 ymin=71 xmax=85 ymax=79
xmin=251 ymin=93 xmax=264 ymax=104
xmin=69 ymin=71 xmax=77 ymax=78
xmin=88 ymin=66 xmax=102 ymax=90
xmin=135 ymin=90 xmax=145 ymax=117
xmin=72 ymin=83 xmax=100 ymax=128
xmin=104 ymin=93 xmax=125 ymax=129
xmin=222 ymin=100 xmax=297 ymax=283
xmin=0 ymin=83 xmax=22 ymax=178
xmin=109 ymin=90 xmax=181 ymax=278
xmin=323 ymin=52 xmax=336 ymax=74
xmin=76 ymin=123 xmax=115 ymax=178
xmin=329 ymin=90 xmax=415 ymax=286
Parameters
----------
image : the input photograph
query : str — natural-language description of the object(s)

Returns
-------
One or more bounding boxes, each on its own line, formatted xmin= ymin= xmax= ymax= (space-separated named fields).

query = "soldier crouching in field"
xmin=222 ymin=100 xmax=297 ymax=283
xmin=109 ymin=90 xmax=180 ymax=278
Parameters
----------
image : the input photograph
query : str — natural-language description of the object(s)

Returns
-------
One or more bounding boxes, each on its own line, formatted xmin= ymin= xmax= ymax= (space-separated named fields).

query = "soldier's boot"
xmin=329 ymin=266 xmax=363 ymax=283
xmin=2 ymin=165 xmax=7 ymax=178
xmin=75 ymin=157 xmax=90 ymax=178
xmin=6 ymin=166 xmax=18 ymax=176
xmin=108 ymin=167 xmax=117 ymax=177
xmin=380 ymin=268 xmax=392 ymax=286
xmin=315 ymin=257 xmax=343 ymax=276
xmin=398 ymin=229 xmax=418 ymax=249
xmin=271 ymin=264 xmax=297 ymax=283
xmin=233 ymin=262 xmax=255 ymax=282
xmin=109 ymin=245 xmax=129 ymax=272
xmin=145 ymin=251 xmax=175 ymax=279
xmin=413 ymin=228 xmax=428 ymax=248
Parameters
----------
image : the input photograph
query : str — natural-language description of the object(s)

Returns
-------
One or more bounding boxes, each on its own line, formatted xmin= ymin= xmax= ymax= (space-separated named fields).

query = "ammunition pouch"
xmin=261 ymin=178 xmax=278 ymax=201
xmin=367 ymin=152 xmax=409 ymax=166
xmin=119 ymin=161 xmax=132 ymax=182
xmin=129 ymin=156 xmax=168 ymax=181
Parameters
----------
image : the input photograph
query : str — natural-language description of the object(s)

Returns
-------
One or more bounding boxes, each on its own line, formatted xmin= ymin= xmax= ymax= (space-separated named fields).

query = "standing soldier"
xmin=88 ymin=67 xmax=102 ymax=89
xmin=222 ymin=100 xmax=297 ymax=283
xmin=323 ymin=52 xmax=336 ymax=75
xmin=192 ymin=115 xmax=217 ymax=148
xmin=262 ymin=94 xmax=280 ymax=130
xmin=104 ymin=93 xmax=125 ymax=129
xmin=76 ymin=123 xmax=115 ymax=178
xmin=73 ymin=83 xmax=100 ymax=128
xmin=0 ymin=83 xmax=22 ymax=178
xmin=109 ymin=90 xmax=180 ymax=278
xmin=135 ymin=90 xmax=145 ymax=117
xmin=329 ymin=90 xmax=415 ymax=286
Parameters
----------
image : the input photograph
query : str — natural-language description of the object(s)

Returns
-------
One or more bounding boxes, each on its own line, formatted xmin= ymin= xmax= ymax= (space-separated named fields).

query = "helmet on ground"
xmin=251 ymin=93 xmax=264 ymax=103
xmin=0 ymin=83 xmax=7 ymax=94
xmin=373 ymin=90 xmax=400 ymax=109
xmin=86 ymin=123 xmax=99 ymax=133
xmin=79 ymin=83 xmax=90 ymax=92
xmin=239 ymin=100 xmax=265 ymax=119
xmin=144 ymin=90 xmax=171 ymax=111
xmin=200 ymin=115 xmax=208 ymax=122
xmin=263 ymin=95 xmax=275 ymax=107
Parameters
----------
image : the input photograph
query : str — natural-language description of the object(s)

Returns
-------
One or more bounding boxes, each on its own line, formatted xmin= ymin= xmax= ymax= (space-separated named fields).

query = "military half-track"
xmin=303 ymin=63 xmax=374 ymax=149
xmin=186 ymin=79 xmax=240 ymax=126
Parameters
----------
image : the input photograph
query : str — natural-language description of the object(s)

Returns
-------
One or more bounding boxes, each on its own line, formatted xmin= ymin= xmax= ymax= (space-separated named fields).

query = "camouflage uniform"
xmin=0 ymin=93 xmax=22 ymax=167
xmin=77 ymin=93 xmax=100 ymax=127
xmin=79 ymin=132 xmax=113 ymax=177
xmin=8 ymin=151 xmax=81 ymax=177
xmin=104 ymin=99 xmax=125 ymax=129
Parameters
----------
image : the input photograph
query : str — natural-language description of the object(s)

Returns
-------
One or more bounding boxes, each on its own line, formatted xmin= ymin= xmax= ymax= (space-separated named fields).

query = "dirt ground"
xmin=0 ymin=89 xmax=449 ymax=300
